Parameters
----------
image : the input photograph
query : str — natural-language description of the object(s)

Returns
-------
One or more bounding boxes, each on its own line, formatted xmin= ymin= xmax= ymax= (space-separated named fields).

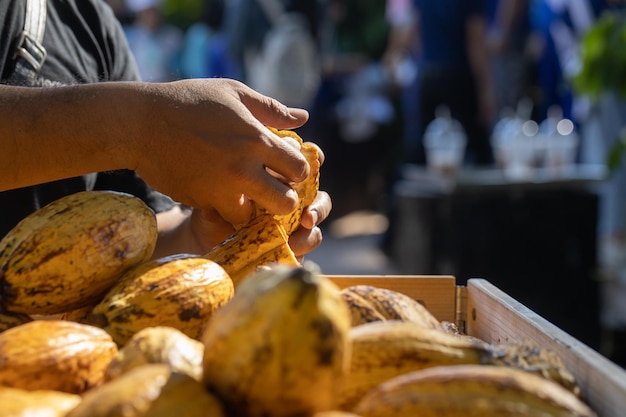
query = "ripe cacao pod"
xmin=85 ymin=254 xmax=234 ymax=345
xmin=0 ymin=320 xmax=118 ymax=394
xmin=0 ymin=190 xmax=158 ymax=315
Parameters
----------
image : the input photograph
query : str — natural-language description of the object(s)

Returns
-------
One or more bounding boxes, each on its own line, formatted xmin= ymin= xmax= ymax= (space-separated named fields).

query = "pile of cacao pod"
xmin=0 ymin=189 xmax=599 ymax=417
xmin=0 ymin=128 xmax=600 ymax=416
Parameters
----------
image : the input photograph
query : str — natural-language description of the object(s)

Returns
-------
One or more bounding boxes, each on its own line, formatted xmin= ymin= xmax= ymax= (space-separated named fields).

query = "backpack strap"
xmin=8 ymin=0 xmax=47 ymax=84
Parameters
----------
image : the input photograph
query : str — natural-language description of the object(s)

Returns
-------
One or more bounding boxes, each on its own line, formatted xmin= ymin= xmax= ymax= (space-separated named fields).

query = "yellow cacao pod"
xmin=66 ymin=364 xmax=226 ymax=417
xmin=206 ymin=214 xmax=300 ymax=287
xmin=340 ymin=285 xmax=444 ymax=330
xmin=201 ymin=264 xmax=352 ymax=417
xmin=0 ymin=320 xmax=118 ymax=394
xmin=105 ymin=326 xmax=204 ymax=382
xmin=0 ymin=386 xmax=81 ymax=417
xmin=352 ymin=365 xmax=597 ymax=417
xmin=86 ymin=254 xmax=234 ymax=345
xmin=0 ymin=190 xmax=157 ymax=315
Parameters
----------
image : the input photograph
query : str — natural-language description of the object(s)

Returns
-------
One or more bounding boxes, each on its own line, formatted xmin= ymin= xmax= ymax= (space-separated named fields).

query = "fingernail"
xmin=288 ymin=108 xmax=308 ymax=120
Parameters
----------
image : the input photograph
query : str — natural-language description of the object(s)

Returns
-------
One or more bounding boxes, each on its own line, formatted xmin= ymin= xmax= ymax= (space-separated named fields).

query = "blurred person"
xmin=382 ymin=0 xmax=420 ymax=167
xmin=410 ymin=0 xmax=496 ymax=166
xmin=180 ymin=0 xmax=242 ymax=80
xmin=527 ymin=0 xmax=596 ymax=123
xmin=306 ymin=0 xmax=405 ymax=220
xmin=124 ymin=0 xmax=184 ymax=82
xmin=527 ymin=0 xmax=620 ymax=222
xmin=527 ymin=0 xmax=625 ymax=120
xmin=223 ymin=0 xmax=320 ymax=86
xmin=486 ymin=0 xmax=534 ymax=114
xmin=0 ymin=0 xmax=331 ymax=260
xmin=376 ymin=0 xmax=421 ymax=254
xmin=317 ymin=0 xmax=395 ymax=144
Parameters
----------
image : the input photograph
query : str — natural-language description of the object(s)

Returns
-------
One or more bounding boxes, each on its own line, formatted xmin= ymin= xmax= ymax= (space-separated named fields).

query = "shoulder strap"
xmin=8 ymin=0 xmax=47 ymax=83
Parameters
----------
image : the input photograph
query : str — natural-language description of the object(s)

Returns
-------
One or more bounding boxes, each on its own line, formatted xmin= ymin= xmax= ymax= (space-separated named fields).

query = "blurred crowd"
xmin=103 ymin=0 xmax=625 ymax=215
xmin=105 ymin=0 xmax=626 ymax=334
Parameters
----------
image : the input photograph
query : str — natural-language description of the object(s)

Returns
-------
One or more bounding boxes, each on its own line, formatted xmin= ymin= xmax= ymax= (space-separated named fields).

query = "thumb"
xmin=240 ymin=89 xmax=309 ymax=129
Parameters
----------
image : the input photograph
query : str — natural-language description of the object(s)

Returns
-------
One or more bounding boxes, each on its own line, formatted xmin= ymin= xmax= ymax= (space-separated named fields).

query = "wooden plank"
xmin=466 ymin=278 xmax=626 ymax=417
xmin=326 ymin=275 xmax=457 ymax=323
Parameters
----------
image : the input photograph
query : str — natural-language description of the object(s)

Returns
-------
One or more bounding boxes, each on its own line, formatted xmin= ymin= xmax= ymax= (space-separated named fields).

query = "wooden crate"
xmin=327 ymin=275 xmax=626 ymax=417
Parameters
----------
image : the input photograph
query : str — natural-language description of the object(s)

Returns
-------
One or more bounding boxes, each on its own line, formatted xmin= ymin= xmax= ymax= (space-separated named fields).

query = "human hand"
xmin=288 ymin=190 xmax=331 ymax=259
xmin=187 ymin=141 xmax=331 ymax=258
xmin=130 ymin=78 xmax=311 ymax=226
xmin=187 ymin=189 xmax=331 ymax=257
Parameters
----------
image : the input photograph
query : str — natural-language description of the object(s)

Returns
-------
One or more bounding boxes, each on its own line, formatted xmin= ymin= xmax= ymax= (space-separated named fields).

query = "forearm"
xmin=491 ymin=0 xmax=527 ymax=50
xmin=0 ymin=82 xmax=146 ymax=191
xmin=466 ymin=16 xmax=492 ymax=93
xmin=0 ymin=78 xmax=314 ymax=230
xmin=466 ymin=16 xmax=496 ymax=125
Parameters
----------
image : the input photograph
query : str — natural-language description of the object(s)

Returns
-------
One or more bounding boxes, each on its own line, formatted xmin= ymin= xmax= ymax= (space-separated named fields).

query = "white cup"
xmin=544 ymin=119 xmax=578 ymax=174
xmin=424 ymin=132 xmax=467 ymax=175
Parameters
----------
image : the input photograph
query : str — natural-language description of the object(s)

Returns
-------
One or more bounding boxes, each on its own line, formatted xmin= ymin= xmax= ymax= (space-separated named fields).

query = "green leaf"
xmin=573 ymin=10 xmax=626 ymax=99
xmin=607 ymin=137 xmax=626 ymax=174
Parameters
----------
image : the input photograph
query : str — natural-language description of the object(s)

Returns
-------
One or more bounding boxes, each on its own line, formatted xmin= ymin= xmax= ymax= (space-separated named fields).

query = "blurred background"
xmin=107 ymin=0 xmax=626 ymax=366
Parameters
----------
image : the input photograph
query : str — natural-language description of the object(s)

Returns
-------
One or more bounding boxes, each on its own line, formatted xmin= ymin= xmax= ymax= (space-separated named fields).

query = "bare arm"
xmin=0 ymin=78 xmax=331 ymax=259
xmin=466 ymin=14 xmax=496 ymax=127
xmin=0 ymin=78 xmax=311 ymax=226
xmin=487 ymin=0 xmax=528 ymax=54
xmin=0 ymin=82 xmax=140 ymax=190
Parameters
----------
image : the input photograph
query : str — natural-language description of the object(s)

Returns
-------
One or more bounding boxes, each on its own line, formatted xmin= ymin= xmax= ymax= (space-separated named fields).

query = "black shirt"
xmin=0 ymin=0 xmax=175 ymax=238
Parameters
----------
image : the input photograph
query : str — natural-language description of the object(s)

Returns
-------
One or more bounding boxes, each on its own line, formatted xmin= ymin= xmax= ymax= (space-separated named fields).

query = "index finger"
xmin=259 ymin=126 xmax=310 ymax=184
xmin=228 ymin=132 xmax=306 ymax=217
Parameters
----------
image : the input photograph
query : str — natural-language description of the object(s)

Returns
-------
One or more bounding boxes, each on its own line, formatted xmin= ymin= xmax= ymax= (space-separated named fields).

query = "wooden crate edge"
xmin=325 ymin=274 xmax=626 ymax=417
xmin=466 ymin=278 xmax=626 ymax=417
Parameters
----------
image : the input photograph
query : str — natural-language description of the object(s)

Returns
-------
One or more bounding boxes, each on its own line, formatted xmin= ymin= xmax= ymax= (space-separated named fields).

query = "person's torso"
xmin=0 ymin=0 xmax=139 ymax=86
xmin=414 ymin=0 xmax=486 ymax=68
